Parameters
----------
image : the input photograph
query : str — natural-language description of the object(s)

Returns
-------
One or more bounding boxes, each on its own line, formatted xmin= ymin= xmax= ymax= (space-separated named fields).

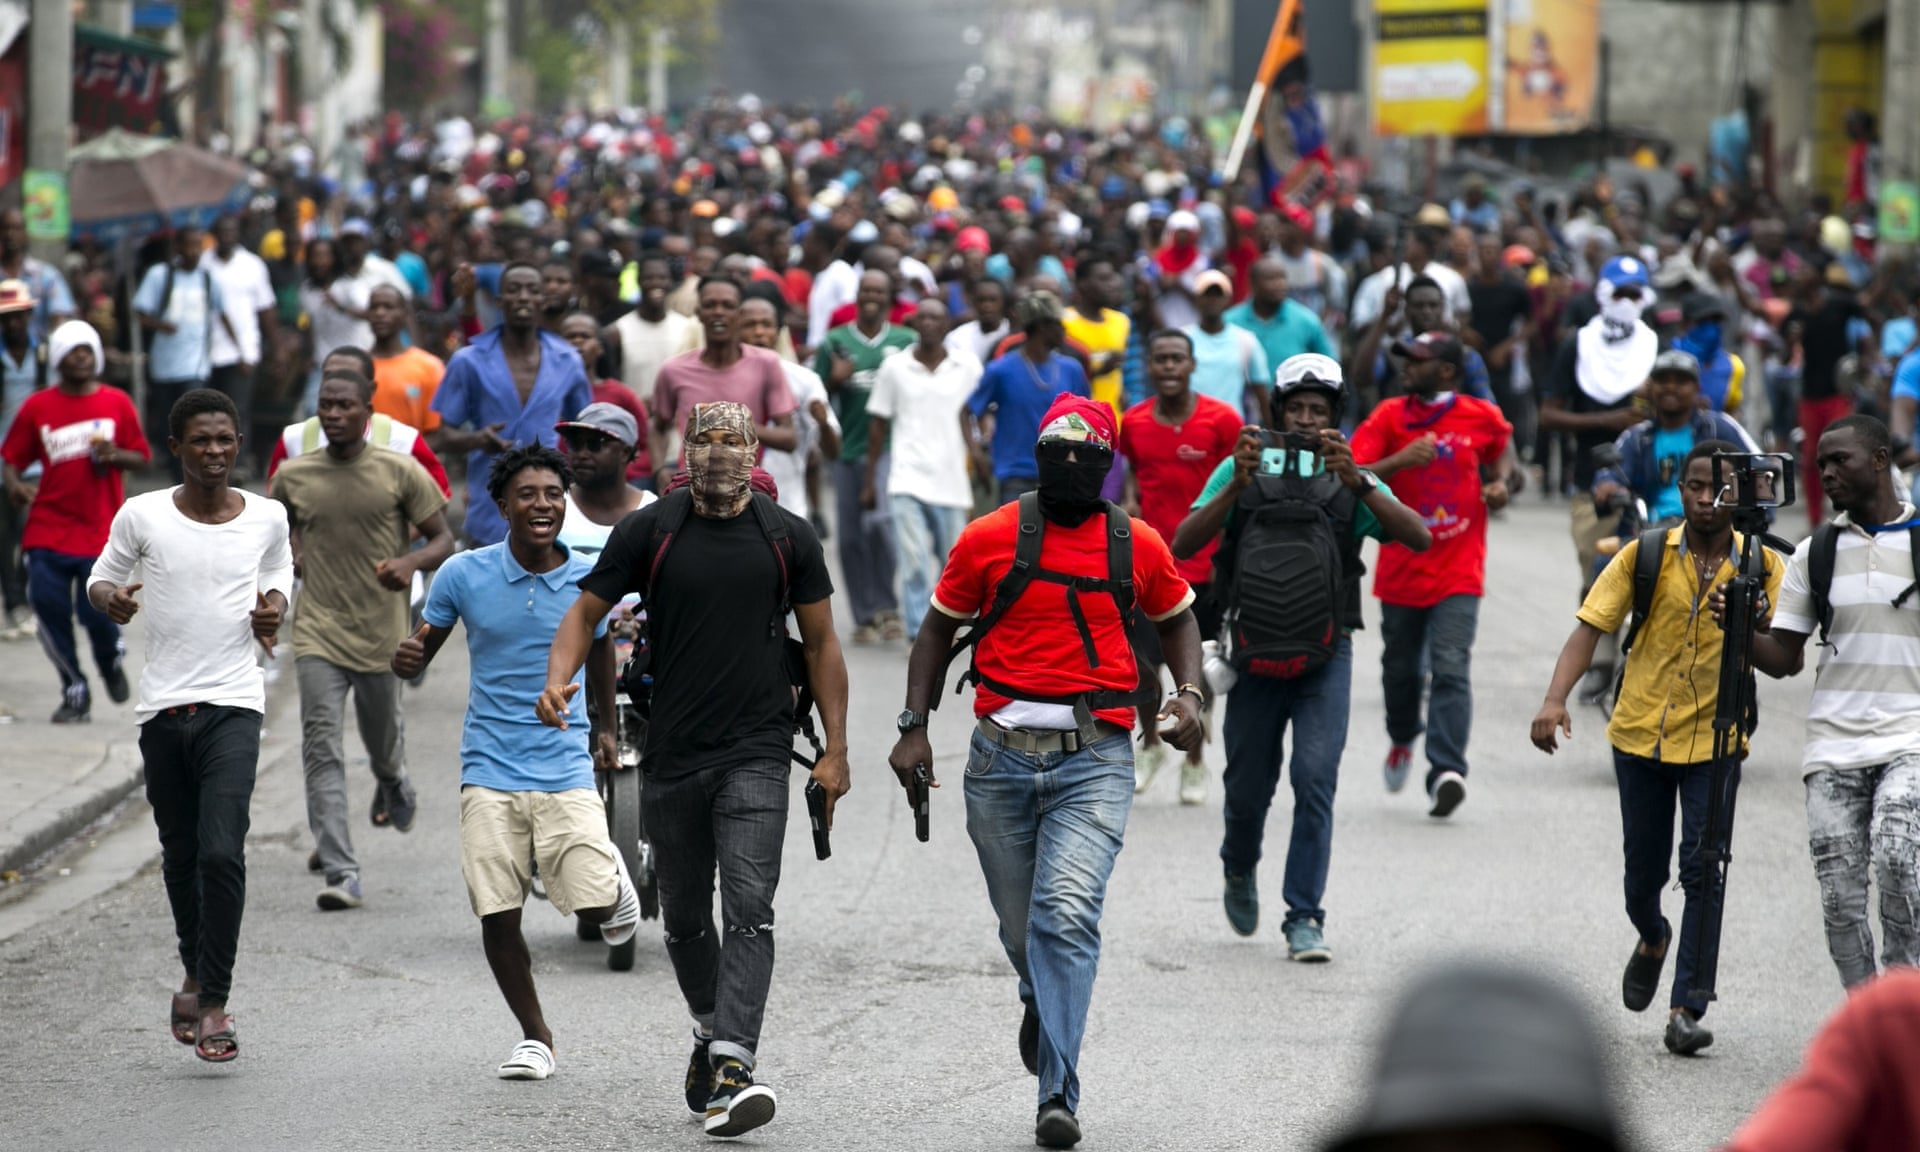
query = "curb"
xmin=0 ymin=743 xmax=145 ymax=874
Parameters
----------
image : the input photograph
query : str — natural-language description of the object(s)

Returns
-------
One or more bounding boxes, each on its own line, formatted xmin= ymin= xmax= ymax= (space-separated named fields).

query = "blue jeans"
xmin=830 ymin=457 xmax=897 ymax=627
xmin=1379 ymin=595 xmax=1480 ymax=790
xmin=1614 ymin=749 xmax=1733 ymax=1017
xmin=27 ymin=548 xmax=123 ymax=712
xmin=963 ymin=727 xmax=1133 ymax=1112
xmin=1220 ymin=638 xmax=1352 ymax=926
xmin=890 ymin=494 xmax=968 ymax=640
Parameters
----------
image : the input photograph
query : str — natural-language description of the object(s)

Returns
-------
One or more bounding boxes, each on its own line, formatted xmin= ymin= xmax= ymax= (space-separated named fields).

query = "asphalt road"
xmin=0 ymin=501 xmax=1846 ymax=1151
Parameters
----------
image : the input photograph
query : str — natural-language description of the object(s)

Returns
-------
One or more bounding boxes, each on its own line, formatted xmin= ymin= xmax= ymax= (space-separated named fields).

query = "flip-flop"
xmin=497 ymin=1038 xmax=554 ymax=1081
xmin=386 ymin=779 xmax=418 ymax=833
xmin=170 ymin=993 xmax=198 ymax=1045
xmin=195 ymin=1009 xmax=238 ymax=1063
xmin=370 ymin=784 xmax=392 ymax=828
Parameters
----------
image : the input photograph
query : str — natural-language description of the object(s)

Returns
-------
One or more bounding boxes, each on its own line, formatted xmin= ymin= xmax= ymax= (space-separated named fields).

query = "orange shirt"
xmin=371 ymin=347 xmax=445 ymax=432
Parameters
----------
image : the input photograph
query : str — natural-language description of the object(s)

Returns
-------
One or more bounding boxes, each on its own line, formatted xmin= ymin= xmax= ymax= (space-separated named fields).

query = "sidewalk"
xmin=0 ymin=616 xmax=149 ymax=874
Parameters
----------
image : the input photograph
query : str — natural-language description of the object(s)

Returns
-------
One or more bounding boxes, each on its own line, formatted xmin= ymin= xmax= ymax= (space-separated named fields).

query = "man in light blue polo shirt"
xmin=1225 ymin=255 xmax=1336 ymax=377
xmin=392 ymin=443 xmax=635 ymax=1082
xmin=135 ymin=225 xmax=238 ymax=477
xmin=432 ymin=263 xmax=593 ymax=545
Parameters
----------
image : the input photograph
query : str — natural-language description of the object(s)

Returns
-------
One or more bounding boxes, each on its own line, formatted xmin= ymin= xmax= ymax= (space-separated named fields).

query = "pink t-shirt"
xmin=651 ymin=345 xmax=797 ymax=434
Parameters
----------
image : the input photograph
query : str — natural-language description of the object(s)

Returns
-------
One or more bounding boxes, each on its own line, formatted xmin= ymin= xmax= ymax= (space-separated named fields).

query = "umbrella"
xmin=67 ymin=129 xmax=254 ymax=243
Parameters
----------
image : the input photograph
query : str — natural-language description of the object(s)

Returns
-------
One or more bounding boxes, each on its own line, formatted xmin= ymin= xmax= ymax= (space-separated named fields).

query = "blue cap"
xmin=1599 ymin=256 xmax=1650 ymax=289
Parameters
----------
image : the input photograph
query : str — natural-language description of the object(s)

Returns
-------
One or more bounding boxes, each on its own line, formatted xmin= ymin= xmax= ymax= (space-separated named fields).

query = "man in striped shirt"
xmin=1737 ymin=415 xmax=1920 ymax=987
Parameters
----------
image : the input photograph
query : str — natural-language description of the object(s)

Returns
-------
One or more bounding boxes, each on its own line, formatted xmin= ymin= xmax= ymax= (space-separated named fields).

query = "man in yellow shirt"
xmin=1063 ymin=251 xmax=1131 ymax=421
xmin=1529 ymin=440 xmax=1783 ymax=1059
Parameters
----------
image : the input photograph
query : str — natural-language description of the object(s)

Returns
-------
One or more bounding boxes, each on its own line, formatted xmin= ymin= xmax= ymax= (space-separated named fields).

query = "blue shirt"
xmin=1223 ymin=299 xmax=1335 ymax=378
xmin=1882 ymin=316 xmax=1916 ymax=362
xmin=394 ymin=251 xmax=431 ymax=300
xmin=422 ymin=542 xmax=608 ymax=793
xmin=432 ymin=328 xmax=593 ymax=544
xmin=1648 ymin=424 xmax=1695 ymax=521
xmin=967 ymin=350 xmax=1091 ymax=481
xmin=1894 ymin=349 xmax=1920 ymax=405
xmin=134 ymin=262 xmax=226 ymax=384
xmin=1185 ymin=324 xmax=1270 ymax=415
xmin=1 ymin=338 xmax=41 ymax=445
xmin=6 ymin=256 xmax=76 ymax=344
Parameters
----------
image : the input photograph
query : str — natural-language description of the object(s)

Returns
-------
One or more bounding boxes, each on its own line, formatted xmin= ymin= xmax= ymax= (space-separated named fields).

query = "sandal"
xmin=195 ymin=1009 xmax=238 ymax=1063
xmin=170 ymin=993 xmax=198 ymax=1045
xmin=497 ymin=1038 xmax=554 ymax=1080
xmin=370 ymin=785 xmax=392 ymax=828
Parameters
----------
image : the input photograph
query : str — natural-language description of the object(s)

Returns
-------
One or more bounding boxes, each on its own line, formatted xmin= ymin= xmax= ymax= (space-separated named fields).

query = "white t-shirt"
xmin=1770 ymin=506 xmax=1920 ymax=777
xmin=89 ymin=488 xmax=296 ymax=722
xmin=867 ymin=347 xmax=980 ymax=509
xmin=613 ymin=309 xmax=695 ymax=400
xmin=301 ymin=278 xmax=373 ymax=369
xmin=946 ymin=319 xmax=1009 ymax=366
xmin=1350 ymin=261 xmax=1471 ymax=331
xmin=763 ymin=360 xmax=838 ymax=519
xmin=201 ymin=248 xmax=275 ymax=368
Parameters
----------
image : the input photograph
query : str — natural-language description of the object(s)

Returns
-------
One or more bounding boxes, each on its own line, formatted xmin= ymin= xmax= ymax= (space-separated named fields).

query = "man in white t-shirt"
xmin=87 ymin=388 xmax=294 ymax=1064
xmin=865 ymin=298 xmax=980 ymax=640
xmin=738 ymin=296 xmax=838 ymax=519
xmin=1737 ymin=415 xmax=1920 ymax=989
xmin=1349 ymin=218 xmax=1471 ymax=332
xmin=200 ymin=216 xmax=278 ymax=472
xmin=946 ymin=277 xmax=1010 ymax=366
xmin=604 ymin=251 xmax=693 ymax=420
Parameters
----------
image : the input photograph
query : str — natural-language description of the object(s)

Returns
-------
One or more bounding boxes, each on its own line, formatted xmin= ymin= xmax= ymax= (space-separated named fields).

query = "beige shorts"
xmin=459 ymin=785 xmax=619 ymax=918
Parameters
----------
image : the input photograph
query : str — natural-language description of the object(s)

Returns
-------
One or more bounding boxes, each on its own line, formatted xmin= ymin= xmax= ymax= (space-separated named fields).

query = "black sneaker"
xmin=1622 ymin=921 xmax=1671 ymax=1013
xmin=704 ymin=1058 xmax=776 ymax=1138
xmin=683 ymin=1034 xmax=713 ymax=1117
xmin=1036 ymin=1096 xmax=1081 ymax=1148
xmin=104 ymin=659 xmax=130 ymax=705
xmin=50 ymin=699 xmax=90 ymax=724
xmin=1664 ymin=1009 xmax=1713 ymax=1056
xmin=1019 ymin=1004 xmax=1039 ymax=1075
xmin=385 ymin=778 xmax=419 ymax=833
xmin=1223 ymin=872 xmax=1258 ymax=936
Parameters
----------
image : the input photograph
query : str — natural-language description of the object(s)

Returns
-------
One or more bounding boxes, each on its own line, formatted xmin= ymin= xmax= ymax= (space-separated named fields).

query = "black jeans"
xmin=0 ymin=490 xmax=25 ymax=616
xmin=140 ymin=704 xmax=262 ymax=1008
xmin=1613 ymin=748 xmax=1734 ymax=1018
xmin=644 ymin=756 xmax=790 ymax=1069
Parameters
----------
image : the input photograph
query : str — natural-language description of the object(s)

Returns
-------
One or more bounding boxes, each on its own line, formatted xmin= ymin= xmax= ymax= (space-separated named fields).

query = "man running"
xmin=889 ymin=394 xmax=1203 ymax=1149
xmin=969 ymin=291 xmax=1092 ymax=505
xmin=89 ymin=388 xmax=293 ymax=1063
xmin=1736 ymin=415 xmax=1920 ymax=988
xmin=1062 ymin=251 xmax=1132 ymax=418
xmin=392 ymin=445 xmax=639 ymax=1082
xmin=1 ymin=321 xmax=150 ymax=722
xmin=604 ymin=250 xmax=695 ymax=418
xmin=433 ymin=263 xmax=593 ymax=546
xmin=1118 ymin=329 xmax=1242 ymax=803
xmin=1174 ymin=355 xmax=1428 ymax=960
xmin=866 ymin=297 xmax=980 ymax=641
xmin=269 ymin=345 xmax=450 ymax=496
xmin=367 ymin=285 xmax=446 ymax=438
xmin=1533 ymin=441 xmax=1782 ymax=1055
xmin=816 ymin=268 xmax=913 ymax=642
xmin=545 ymin=401 xmax=851 ymax=1138
xmin=649 ymin=276 xmax=797 ymax=489
xmin=739 ymin=293 xmax=838 ymax=520
xmin=272 ymin=367 xmax=453 ymax=910
xmin=1351 ymin=331 xmax=1519 ymax=817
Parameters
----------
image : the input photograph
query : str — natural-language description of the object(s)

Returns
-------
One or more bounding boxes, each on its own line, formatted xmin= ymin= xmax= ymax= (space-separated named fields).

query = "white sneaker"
xmin=1428 ymin=771 xmax=1467 ymax=819
xmin=599 ymin=848 xmax=641 ymax=947
xmin=1179 ymin=760 xmax=1207 ymax=806
xmin=1134 ymin=741 xmax=1168 ymax=794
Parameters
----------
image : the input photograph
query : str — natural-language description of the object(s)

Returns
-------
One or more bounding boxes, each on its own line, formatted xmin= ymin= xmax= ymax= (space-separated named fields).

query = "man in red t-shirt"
xmin=1118 ymin=329 xmax=1242 ymax=802
xmin=1351 ymin=330 xmax=1518 ymax=818
xmin=887 ymin=394 xmax=1203 ymax=1150
xmin=0 ymin=321 xmax=151 ymax=722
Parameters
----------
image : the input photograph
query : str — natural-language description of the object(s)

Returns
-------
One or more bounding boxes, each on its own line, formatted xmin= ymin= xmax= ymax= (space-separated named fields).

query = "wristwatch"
xmin=897 ymin=708 xmax=929 ymax=734
xmin=1174 ymin=684 xmax=1205 ymax=704
xmin=1352 ymin=470 xmax=1380 ymax=495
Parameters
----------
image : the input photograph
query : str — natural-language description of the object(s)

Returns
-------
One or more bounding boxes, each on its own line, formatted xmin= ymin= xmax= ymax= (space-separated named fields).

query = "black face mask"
xmin=1035 ymin=443 xmax=1113 ymax=526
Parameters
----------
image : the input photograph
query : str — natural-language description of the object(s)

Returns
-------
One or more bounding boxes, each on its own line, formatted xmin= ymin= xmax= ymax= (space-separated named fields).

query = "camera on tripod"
xmin=1711 ymin=452 xmax=1795 ymax=514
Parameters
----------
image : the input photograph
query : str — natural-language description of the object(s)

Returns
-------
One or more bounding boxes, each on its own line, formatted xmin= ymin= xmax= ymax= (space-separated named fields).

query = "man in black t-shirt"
xmin=542 ymin=401 xmax=850 ymax=1140
xmin=1464 ymin=234 xmax=1533 ymax=427
xmin=1784 ymin=266 xmax=1871 ymax=526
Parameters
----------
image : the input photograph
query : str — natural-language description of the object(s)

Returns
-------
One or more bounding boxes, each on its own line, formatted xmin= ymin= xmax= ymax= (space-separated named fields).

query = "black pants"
xmin=208 ymin=364 xmax=255 ymax=473
xmin=140 ymin=704 xmax=262 ymax=1008
xmin=0 ymin=491 xmax=25 ymax=616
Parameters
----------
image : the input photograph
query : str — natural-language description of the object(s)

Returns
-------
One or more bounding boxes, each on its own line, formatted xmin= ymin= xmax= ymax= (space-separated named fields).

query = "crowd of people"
xmin=2 ymin=99 xmax=1917 ymax=1148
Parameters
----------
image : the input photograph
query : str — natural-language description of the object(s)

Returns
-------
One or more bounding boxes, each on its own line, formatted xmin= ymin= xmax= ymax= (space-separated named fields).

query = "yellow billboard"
xmin=1499 ymin=0 xmax=1599 ymax=134
xmin=1372 ymin=1 xmax=1490 ymax=137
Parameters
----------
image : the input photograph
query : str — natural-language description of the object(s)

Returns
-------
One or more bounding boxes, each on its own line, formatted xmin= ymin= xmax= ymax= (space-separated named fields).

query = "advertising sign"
xmin=1498 ymin=0 xmax=1598 ymax=134
xmin=1372 ymin=0 xmax=1489 ymax=137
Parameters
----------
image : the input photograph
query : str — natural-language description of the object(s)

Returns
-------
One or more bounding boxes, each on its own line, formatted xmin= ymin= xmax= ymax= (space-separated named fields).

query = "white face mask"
xmin=1601 ymin=293 xmax=1644 ymax=331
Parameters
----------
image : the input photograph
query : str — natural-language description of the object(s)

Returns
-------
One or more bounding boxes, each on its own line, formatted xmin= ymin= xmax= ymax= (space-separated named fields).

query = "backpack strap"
xmin=1808 ymin=523 xmax=1841 ymax=645
xmin=1619 ymin=527 xmax=1667 ymax=657
xmin=645 ymin=488 xmax=694 ymax=598
xmin=746 ymin=490 xmax=794 ymax=624
xmin=929 ymin=492 xmax=1047 ymax=710
xmin=1894 ymin=525 xmax=1920 ymax=612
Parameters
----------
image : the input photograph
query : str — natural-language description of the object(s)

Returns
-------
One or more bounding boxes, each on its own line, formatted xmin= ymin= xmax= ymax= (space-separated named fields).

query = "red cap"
xmin=955 ymin=226 xmax=992 ymax=254
xmin=1282 ymin=203 xmax=1315 ymax=231
xmin=1231 ymin=205 xmax=1258 ymax=229
xmin=1035 ymin=393 xmax=1117 ymax=452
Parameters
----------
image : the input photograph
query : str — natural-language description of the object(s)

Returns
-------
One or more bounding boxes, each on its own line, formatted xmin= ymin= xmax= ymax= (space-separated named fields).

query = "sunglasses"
xmin=1036 ymin=439 xmax=1114 ymax=465
xmin=562 ymin=430 xmax=619 ymax=451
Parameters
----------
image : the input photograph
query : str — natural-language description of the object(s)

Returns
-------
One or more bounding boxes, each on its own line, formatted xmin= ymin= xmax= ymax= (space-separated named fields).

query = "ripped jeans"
xmin=1805 ymin=754 xmax=1920 ymax=989
xmin=644 ymin=756 xmax=790 ymax=1068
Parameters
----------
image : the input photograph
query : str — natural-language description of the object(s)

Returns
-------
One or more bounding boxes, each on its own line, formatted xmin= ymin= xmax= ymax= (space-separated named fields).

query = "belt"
xmin=976 ymin=718 xmax=1129 ymax=755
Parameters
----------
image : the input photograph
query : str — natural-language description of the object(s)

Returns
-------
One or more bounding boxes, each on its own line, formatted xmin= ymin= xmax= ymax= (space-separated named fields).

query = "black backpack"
xmin=619 ymin=488 xmax=823 ymax=765
xmin=933 ymin=491 xmax=1141 ymax=734
xmin=1807 ymin=520 xmax=1920 ymax=648
xmin=1215 ymin=470 xmax=1360 ymax=680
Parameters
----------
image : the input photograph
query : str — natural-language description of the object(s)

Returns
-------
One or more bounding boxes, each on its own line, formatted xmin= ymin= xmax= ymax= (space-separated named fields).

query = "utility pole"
xmin=608 ymin=20 xmax=631 ymax=110
xmin=647 ymin=26 xmax=669 ymax=114
xmin=484 ymin=0 xmax=510 ymax=113
xmin=27 ymin=0 xmax=75 ymax=265
xmin=1883 ymin=0 xmax=1920 ymax=256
